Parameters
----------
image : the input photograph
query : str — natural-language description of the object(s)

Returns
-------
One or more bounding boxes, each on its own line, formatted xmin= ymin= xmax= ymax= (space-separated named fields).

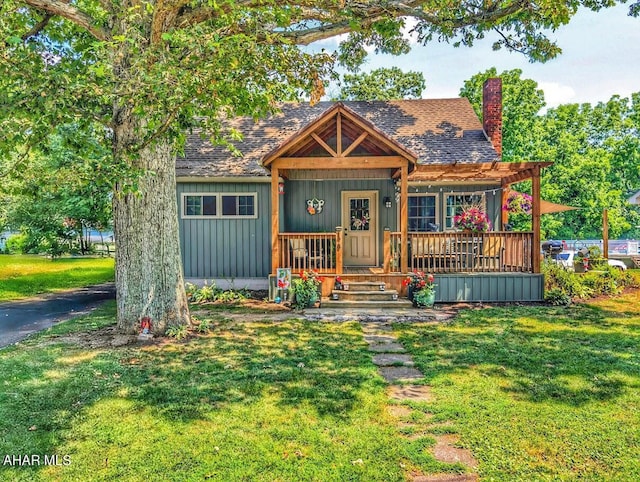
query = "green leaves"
xmin=335 ymin=67 xmax=425 ymax=101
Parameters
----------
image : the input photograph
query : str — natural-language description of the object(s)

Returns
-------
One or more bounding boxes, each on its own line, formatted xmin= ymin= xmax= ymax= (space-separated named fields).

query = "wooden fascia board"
xmin=271 ymin=156 xmax=408 ymax=170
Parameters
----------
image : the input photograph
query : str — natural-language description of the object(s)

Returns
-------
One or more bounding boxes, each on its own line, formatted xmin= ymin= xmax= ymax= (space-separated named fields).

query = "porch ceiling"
xmin=405 ymin=161 xmax=552 ymax=184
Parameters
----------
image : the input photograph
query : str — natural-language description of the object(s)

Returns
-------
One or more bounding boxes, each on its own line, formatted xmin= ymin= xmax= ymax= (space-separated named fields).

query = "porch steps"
xmin=322 ymin=281 xmax=413 ymax=309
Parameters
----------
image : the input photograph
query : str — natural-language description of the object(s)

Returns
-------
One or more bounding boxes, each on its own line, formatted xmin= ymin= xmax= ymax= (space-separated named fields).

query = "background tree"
xmin=460 ymin=68 xmax=546 ymax=163
xmin=335 ymin=67 xmax=425 ymax=101
xmin=1 ymin=1 xmax=630 ymax=334
xmin=2 ymin=124 xmax=113 ymax=256
xmin=461 ymin=69 xmax=640 ymax=239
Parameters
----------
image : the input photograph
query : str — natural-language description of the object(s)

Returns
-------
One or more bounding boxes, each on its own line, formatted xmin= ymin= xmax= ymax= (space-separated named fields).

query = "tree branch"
xmin=21 ymin=0 xmax=110 ymax=41
xmin=21 ymin=12 xmax=54 ymax=41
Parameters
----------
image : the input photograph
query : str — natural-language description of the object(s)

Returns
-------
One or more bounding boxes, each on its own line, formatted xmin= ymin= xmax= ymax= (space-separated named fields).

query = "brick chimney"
xmin=482 ymin=77 xmax=502 ymax=157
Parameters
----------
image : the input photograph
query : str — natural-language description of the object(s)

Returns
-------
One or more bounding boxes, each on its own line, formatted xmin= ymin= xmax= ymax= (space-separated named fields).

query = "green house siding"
xmin=176 ymin=179 xmax=504 ymax=279
xmin=283 ymin=179 xmax=397 ymax=263
xmin=177 ymin=182 xmax=272 ymax=278
xmin=435 ymin=273 xmax=544 ymax=302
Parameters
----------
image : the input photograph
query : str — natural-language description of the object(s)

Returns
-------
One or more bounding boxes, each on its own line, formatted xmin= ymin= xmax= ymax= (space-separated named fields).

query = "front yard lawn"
xmin=395 ymin=290 xmax=640 ymax=480
xmin=0 ymin=304 xmax=441 ymax=482
xmin=0 ymin=255 xmax=114 ymax=302
xmin=1 ymin=290 xmax=638 ymax=481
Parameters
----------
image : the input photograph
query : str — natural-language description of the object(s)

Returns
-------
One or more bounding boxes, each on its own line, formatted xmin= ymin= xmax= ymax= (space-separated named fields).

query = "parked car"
xmin=554 ymin=251 xmax=627 ymax=271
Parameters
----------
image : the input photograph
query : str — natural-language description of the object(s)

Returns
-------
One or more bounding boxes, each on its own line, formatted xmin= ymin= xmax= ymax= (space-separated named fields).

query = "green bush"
xmin=166 ymin=324 xmax=189 ymax=340
xmin=544 ymin=287 xmax=572 ymax=306
xmin=193 ymin=282 xmax=218 ymax=302
xmin=5 ymin=233 xmax=29 ymax=254
xmin=543 ymin=260 xmax=634 ymax=303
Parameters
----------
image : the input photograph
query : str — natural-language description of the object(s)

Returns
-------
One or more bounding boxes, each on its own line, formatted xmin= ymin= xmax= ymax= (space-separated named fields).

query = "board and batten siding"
xmin=283 ymin=179 xmax=397 ymax=263
xmin=435 ymin=273 xmax=544 ymax=302
xmin=177 ymin=182 xmax=271 ymax=278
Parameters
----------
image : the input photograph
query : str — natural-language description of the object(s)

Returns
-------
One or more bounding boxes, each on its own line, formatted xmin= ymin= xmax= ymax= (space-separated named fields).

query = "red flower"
xmin=428 ymin=274 xmax=435 ymax=283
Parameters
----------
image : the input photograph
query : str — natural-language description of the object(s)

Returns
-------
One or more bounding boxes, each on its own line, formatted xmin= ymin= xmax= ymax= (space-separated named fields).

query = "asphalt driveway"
xmin=0 ymin=283 xmax=116 ymax=348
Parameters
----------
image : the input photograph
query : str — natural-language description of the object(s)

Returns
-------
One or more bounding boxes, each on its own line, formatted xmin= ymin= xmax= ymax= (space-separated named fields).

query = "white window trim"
xmin=407 ymin=193 xmax=439 ymax=231
xmin=181 ymin=192 xmax=258 ymax=219
xmin=444 ymin=192 xmax=486 ymax=231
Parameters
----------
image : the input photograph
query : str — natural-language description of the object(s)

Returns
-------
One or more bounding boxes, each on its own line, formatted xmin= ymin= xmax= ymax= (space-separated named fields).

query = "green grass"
xmin=0 ymin=255 xmax=114 ymax=302
xmin=0 ymin=304 xmax=453 ymax=481
xmin=2 ymin=293 xmax=639 ymax=481
xmin=395 ymin=291 xmax=640 ymax=481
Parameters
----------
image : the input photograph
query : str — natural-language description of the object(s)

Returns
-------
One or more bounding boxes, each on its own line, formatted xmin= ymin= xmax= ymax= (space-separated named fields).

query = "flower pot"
xmin=307 ymin=292 xmax=318 ymax=307
xmin=424 ymin=291 xmax=436 ymax=307
xmin=407 ymin=286 xmax=414 ymax=301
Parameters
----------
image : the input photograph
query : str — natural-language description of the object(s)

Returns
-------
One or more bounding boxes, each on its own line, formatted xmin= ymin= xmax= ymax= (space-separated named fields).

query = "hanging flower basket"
xmin=453 ymin=207 xmax=491 ymax=233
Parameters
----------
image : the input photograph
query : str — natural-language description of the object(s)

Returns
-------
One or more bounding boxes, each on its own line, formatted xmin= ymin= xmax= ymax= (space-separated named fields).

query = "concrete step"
xmin=321 ymin=298 xmax=414 ymax=309
xmin=340 ymin=280 xmax=388 ymax=291
xmin=331 ymin=289 xmax=399 ymax=301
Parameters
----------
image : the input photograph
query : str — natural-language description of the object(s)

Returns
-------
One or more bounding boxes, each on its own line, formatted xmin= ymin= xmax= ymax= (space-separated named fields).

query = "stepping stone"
xmin=413 ymin=474 xmax=478 ymax=482
xmin=373 ymin=353 xmax=414 ymax=366
xmin=361 ymin=322 xmax=393 ymax=332
xmin=432 ymin=434 xmax=478 ymax=468
xmin=379 ymin=366 xmax=423 ymax=383
xmin=388 ymin=385 xmax=434 ymax=402
xmin=387 ymin=405 xmax=413 ymax=418
xmin=364 ymin=334 xmax=398 ymax=343
xmin=368 ymin=342 xmax=406 ymax=353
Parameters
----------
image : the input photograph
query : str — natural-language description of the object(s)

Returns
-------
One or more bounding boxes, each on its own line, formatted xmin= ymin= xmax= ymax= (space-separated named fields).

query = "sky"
xmin=317 ymin=3 xmax=639 ymax=109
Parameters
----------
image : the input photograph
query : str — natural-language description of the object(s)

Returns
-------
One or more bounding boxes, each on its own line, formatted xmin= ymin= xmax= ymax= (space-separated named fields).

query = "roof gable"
xmin=262 ymin=102 xmax=418 ymax=168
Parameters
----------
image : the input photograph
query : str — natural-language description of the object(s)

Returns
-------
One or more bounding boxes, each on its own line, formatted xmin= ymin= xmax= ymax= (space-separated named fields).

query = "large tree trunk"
xmin=112 ymin=123 xmax=190 ymax=335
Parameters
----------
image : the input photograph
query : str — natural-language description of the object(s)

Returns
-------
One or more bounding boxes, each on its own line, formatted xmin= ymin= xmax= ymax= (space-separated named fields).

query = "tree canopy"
xmin=335 ymin=67 xmax=425 ymax=101
xmin=1 ymin=0 xmax=636 ymax=332
xmin=461 ymin=68 xmax=640 ymax=240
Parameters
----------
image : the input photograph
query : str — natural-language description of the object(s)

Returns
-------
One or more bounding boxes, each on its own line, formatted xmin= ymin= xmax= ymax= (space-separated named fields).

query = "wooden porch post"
xmin=501 ymin=184 xmax=510 ymax=229
xmin=603 ymin=209 xmax=609 ymax=259
xmin=271 ymin=167 xmax=280 ymax=275
xmin=383 ymin=228 xmax=391 ymax=273
xmin=400 ymin=164 xmax=409 ymax=273
xmin=532 ymin=166 xmax=541 ymax=273
xmin=335 ymin=226 xmax=343 ymax=274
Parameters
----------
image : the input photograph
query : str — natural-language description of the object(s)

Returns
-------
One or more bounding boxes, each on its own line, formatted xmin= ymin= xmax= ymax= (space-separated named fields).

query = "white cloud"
xmin=538 ymin=81 xmax=576 ymax=108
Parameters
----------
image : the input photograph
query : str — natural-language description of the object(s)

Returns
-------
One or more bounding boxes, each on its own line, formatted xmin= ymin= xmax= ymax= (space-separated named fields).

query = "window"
xmin=182 ymin=193 xmax=257 ymax=219
xmin=408 ymin=195 xmax=437 ymax=231
xmin=445 ymin=193 xmax=485 ymax=230
xmin=185 ymin=195 xmax=216 ymax=216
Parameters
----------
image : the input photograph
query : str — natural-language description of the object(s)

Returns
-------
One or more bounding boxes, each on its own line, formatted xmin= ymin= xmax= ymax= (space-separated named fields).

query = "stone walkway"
xmin=361 ymin=320 xmax=479 ymax=482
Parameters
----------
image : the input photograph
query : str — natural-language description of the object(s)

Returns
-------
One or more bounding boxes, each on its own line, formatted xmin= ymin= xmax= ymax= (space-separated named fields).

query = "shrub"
xmin=194 ymin=318 xmax=211 ymax=333
xmin=545 ymin=287 xmax=571 ymax=306
xmin=193 ymin=282 xmax=218 ymax=303
xmin=184 ymin=282 xmax=199 ymax=301
xmin=5 ymin=233 xmax=29 ymax=254
xmin=543 ymin=260 xmax=635 ymax=303
xmin=166 ymin=324 xmax=189 ymax=340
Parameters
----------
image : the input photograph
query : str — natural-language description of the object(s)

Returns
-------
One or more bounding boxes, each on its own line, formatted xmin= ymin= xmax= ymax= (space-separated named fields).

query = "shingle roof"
xmin=176 ymin=99 xmax=498 ymax=178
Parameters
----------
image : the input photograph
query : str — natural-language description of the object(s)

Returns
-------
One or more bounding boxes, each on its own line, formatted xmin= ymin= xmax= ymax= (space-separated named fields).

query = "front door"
xmin=341 ymin=191 xmax=378 ymax=266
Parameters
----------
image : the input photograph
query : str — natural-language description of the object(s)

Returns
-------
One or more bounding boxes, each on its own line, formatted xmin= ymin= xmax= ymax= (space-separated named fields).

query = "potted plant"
xmin=413 ymin=275 xmax=437 ymax=308
xmin=403 ymin=271 xmax=434 ymax=302
xmin=291 ymin=270 xmax=324 ymax=309
xmin=453 ymin=207 xmax=491 ymax=233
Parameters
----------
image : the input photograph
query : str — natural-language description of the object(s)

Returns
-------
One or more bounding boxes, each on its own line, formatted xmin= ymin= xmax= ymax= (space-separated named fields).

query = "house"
xmin=176 ymin=78 xmax=549 ymax=302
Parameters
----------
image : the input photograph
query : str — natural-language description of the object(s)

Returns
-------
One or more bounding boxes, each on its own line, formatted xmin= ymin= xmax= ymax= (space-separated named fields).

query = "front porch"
xmin=271 ymin=230 xmax=544 ymax=302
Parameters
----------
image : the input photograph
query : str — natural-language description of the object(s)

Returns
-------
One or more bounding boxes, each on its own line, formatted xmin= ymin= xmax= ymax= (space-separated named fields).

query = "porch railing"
xmin=276 ymin=232 xmax=339 ymax=274
xmin=388 ymin=231 xmax=534 ymax=273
